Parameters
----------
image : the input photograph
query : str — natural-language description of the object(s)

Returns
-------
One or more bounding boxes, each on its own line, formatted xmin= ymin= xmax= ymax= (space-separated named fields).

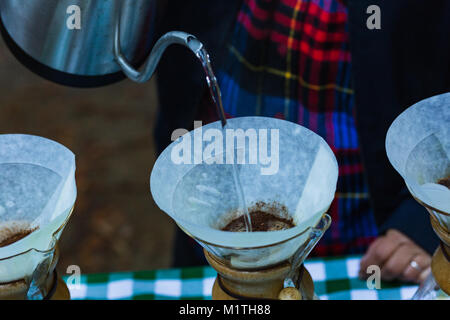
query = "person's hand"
xmin=359 ymin=229 xmax=431 ymax=284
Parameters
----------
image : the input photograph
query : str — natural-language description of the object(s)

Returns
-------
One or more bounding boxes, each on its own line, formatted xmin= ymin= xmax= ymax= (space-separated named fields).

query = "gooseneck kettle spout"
xmin=114 ymin=17 xmax=228 ymax=127
xmin=115 ymin=27 xmax=203 ymax=83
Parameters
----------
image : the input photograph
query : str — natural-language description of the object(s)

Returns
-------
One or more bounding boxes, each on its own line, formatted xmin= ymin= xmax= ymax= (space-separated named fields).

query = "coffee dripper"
xmin=150 ymin=117 xmax=338 ymax=299
xmin=386 ymin=92 xmax=450 ymax=299
xmin=0 ymin=134 xmax=76 ymax=299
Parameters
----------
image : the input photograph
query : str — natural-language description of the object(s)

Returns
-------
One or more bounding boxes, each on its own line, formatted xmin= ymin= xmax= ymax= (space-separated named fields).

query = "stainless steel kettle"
xmin=0 ymin=0 xmax=203 ymax=87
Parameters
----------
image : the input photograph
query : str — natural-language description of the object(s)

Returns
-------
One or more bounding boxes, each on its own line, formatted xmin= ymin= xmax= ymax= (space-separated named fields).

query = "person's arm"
xmin=378 ymin=195 xmax=439 ymax=255
xmin=346 ymin=0 xmax=449 ymax=284
xmin=359 ymin=193 xmax=438 ymax=284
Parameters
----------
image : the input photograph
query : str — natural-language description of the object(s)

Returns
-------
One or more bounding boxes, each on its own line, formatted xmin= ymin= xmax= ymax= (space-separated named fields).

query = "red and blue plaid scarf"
xmin=199 ymin=0 xmax=378 ymax=257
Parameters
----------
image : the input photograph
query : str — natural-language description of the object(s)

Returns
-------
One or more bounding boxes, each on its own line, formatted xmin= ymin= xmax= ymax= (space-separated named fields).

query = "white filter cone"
xmin=151 ymin=117 xmax=338 ymax=254
xmin=386 ymin=93 xmax=450 ymax=228
xmin=0 ymin=134 xmax=76 ymax=282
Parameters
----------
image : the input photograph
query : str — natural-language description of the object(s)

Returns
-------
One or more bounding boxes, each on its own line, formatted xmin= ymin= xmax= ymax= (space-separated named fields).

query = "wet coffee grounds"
xmin=437 ymin=176 xmax=450 ymax=189
xmin=221 ymin=211 xmax=295 ymax=232
xmin=0 ymin=228 xmax=37 ymax=248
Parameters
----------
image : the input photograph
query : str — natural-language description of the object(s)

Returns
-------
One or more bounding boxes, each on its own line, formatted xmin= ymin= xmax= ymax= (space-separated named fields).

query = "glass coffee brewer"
xmin=0 ymin=134 xmax=76 ymax=300
xmin=150 ymin=117 xmax=338 ymax=299
xmin=386 ymin=93 xmax=450 ymax=299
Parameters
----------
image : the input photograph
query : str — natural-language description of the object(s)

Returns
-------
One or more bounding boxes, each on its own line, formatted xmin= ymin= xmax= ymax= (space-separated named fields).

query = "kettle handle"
xmin=114 ymin=17 xmax=203 ymax=83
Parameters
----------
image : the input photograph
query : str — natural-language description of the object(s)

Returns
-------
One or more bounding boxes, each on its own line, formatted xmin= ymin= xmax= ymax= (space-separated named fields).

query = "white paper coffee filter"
xmin=150 ymin=117 xmax=338 ymax=249
xmin=0 ymin=134 xmax=76 ymax=282
xmin=386 ymin=93 xmax=450 ymax=227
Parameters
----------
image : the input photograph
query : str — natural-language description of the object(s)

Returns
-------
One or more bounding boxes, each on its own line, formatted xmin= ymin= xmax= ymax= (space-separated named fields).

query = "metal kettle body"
xmin=0 ymin=0 xmax=203 ymax=87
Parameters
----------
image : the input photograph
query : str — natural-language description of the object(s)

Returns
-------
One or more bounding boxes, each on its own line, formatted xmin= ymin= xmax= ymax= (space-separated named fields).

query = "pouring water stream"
xmin=115 ymin=30 xmax=252 ymax=231
xmin=194 ymin=47 xmax=253 ymax=232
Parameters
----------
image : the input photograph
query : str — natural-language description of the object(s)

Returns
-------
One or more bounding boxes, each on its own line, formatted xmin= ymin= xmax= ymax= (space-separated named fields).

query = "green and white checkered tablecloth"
xmin=63 ymin=255 xmax=419 ymax=300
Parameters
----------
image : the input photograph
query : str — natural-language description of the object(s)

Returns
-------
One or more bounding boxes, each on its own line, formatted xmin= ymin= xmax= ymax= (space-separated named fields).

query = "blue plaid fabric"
xmin=198 ymin=0 xmax=378 ymax=256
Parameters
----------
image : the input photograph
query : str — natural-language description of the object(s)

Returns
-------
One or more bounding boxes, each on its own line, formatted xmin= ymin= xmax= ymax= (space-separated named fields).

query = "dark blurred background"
xmin=0 ymin=39 xmax=175 ymax=274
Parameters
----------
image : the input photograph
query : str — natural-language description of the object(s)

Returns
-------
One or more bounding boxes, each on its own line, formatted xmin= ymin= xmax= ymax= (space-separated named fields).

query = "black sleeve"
xmin=347 ymin=0 xmax=449 ymax=256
